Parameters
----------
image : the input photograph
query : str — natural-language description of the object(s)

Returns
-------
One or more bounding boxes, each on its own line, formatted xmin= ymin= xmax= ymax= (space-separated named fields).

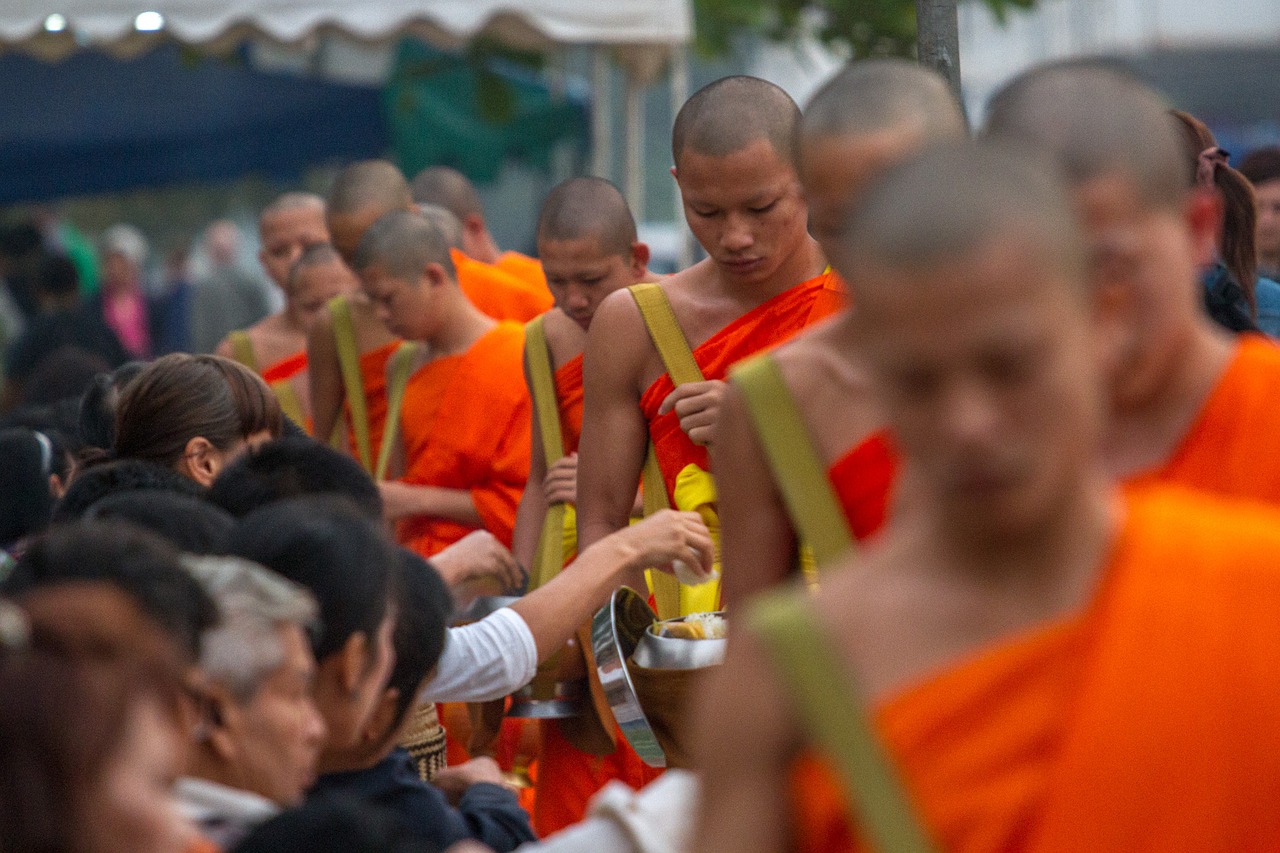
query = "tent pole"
xmin=915 ymin=0 xmax=962 ymax=103
xmin=669 ymin=45 xmax=693 ymax=270
xmin=591 ymin=47 xmax=613 ymax=180
xmin=624 ymin=68 xmax=645 ymax=222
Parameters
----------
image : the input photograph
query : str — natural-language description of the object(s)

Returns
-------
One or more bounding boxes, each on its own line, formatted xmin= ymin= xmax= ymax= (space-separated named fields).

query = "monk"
xmin=983 ymin=63 xmax=1280 ymax=501
xmin=412 ymin=165 xmax=553 ymax=296
xmin=351 ymin=208 xmax=531 ymax=560
xmin=508 ymin=176 xmax=663 ymax=835
xmin=218 ymin=193 xmax=335 ymax=429
xmin=577 ymin=76 xmax=844 ymax=616
xmin=712 ymin=60 xmax=968 ymax=609
xmin=693 ymin=141 xmax=1280 ymax=853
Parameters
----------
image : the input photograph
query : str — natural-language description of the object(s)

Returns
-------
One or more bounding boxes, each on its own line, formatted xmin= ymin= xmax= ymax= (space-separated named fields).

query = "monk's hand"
xmin=614 ymin=509 xmax=715 ymax=581
xmin=431 ymin=756 xmax=511 ymax=804
xmin=543 ymin=452 xmax=578 ymax=505
xmin=658 ymin=380 xmax=729 ymax=446
xmin=431 ymin=530 xmax=527 ymax=593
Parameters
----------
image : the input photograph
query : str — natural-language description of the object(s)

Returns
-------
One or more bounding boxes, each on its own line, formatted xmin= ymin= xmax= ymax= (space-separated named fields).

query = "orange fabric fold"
xmin=534 ymin=720 xmax=663 ymax=836
xmin=260 ymin=349 xmax=308 ymax=384
xmin=827 ymin=429 xmax=897 ymax=542
xmin=639 ymin=271 xmax=845 ymax=500
xmin=395 ymin=323 xmax=531 ymax=556
xmin=496 ymin=251 xmax=550 ymax=293
xmin=345 ymin=339 xmax=400 ymax=468
xmin=453 ymin=249 xmax=554 ymax=323
xmin=555 ymin=353 xmax=585 ymax=454
xmin=1125 ymin=335 xmax=1280 ymax=500
xmin=788 ymin=486 xmax=1280 ymax=852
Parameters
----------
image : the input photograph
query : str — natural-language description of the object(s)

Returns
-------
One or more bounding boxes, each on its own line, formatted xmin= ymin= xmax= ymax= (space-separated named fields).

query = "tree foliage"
xmin=693 ymin=0 xmax=1038 ymax=59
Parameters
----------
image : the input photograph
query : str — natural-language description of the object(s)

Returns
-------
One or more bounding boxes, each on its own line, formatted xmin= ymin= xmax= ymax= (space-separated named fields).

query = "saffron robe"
xmin=344 ymin=339 xmax=400 ymax=472
xmin=1126 ymin=334 xmax=1280 ymax=501
xmin=453 ymin=249 xmax=554 ymax=324
xmin=638 ymin=271 xmax=844 ymax=610
xmin=787 ymin=485 xmax=1280 ymax=852
xmin=828 ymin=430 xmax=897 ymax=543
xmin=496 ymin=251 xmax=550 ymax=293
xmin=530 ymin=350 xmax=662 ymax=836
xmin=395 ymin=322 xmax=531 ymax=556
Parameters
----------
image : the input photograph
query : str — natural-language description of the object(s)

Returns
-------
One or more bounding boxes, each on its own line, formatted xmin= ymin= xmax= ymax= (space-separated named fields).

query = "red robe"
xmin=789 ymin=485 xmax=1280 ymax=852
xmin=827 ymin=429 xmax=897 ymax=542
xmin=345 ymin=339 xmax=400 ymax=471
xmin=395 ymin=322 xmax=531 ymax=556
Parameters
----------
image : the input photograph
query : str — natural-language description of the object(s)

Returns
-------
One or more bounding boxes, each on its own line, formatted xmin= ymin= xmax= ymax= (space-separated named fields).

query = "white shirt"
xmin=421 ymin=606 xmax=538 ymax=703
xmin=176 ymin=776 xmax=279 ymax=849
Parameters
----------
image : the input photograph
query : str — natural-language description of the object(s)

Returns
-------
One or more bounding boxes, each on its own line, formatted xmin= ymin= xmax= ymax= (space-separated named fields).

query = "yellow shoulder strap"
xmin=329 ymin=296 xmax=372 ymax=474
xmin=524 ymin=316 xmax=571 ymax=591
xmin=629 ymin=283 xmax=705 ymax=620
xmin=628 ymin=283 xmax=704 ymax=386
xmin=228 ymin=330 xmax=257 ymax=371
xmin=730 ymin=354 xmax=855 ymax=570
xmin=375 ymin=341 xmax=421 ymax=482
xmin=271 ymin=380 xmax=307 ymax=432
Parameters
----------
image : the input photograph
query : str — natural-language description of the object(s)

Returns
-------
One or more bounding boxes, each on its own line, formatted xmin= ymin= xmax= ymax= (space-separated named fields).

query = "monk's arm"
xmin=380 ymin=483 xmax=484 ymax=526
xmin=213 ymin=336 xmax=234 ymax=360
xmin=713 ymin=384 xmax=801 ymax=610
xmin=512 ymin=356 xmax=550 ymax=570
xmin=691 ymin=624 xmax=797 ymax=853
xmin=510 ymin=510 xmax=711 ymax=660
xmin=306 ymin=310 xmax=345 ymax=445
xmin=576 ymin=291 xmax=651 ymax=565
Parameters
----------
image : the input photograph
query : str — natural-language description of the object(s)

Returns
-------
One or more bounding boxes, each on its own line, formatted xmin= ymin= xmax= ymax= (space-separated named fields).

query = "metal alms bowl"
xmin=632 ymin=613 xmax=728 ymax=670
xmin=591 ymin=587 xmax=667 ymax=767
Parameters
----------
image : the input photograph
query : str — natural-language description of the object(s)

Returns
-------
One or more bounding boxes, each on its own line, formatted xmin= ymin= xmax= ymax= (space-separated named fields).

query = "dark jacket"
xmin=308 ymin=748 xmax=535 ymax=853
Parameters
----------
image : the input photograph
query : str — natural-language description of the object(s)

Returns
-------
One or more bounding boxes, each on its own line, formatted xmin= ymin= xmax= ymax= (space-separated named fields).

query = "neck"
xmin=280 ymin=302 xmax=310 ymax=336
xmin=187 ymin=749 xmax=267 ymax=803
xmin=715 ymin=236 xmax=826 ymax=302
xmin=424 ymin=289 xmax=495 ymax=356
xmin=1104 ymin=319 xmax=1235 ymax=477
xmin=467 ymin=234 xmax=501 ymax=265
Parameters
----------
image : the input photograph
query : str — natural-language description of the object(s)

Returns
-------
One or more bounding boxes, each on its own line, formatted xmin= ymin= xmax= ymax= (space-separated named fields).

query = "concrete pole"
xmin=916 ymin=0 xmax=962 ymax=103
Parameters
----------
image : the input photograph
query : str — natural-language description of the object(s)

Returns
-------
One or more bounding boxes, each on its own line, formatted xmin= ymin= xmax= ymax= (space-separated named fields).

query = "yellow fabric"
xmin=670 ymin=463 xmax=722 ymax=615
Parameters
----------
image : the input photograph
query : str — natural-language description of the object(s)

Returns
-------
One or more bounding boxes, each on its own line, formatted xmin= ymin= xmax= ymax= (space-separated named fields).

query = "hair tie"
xmin=1197 ymin=146 xmax=1230 ymax=188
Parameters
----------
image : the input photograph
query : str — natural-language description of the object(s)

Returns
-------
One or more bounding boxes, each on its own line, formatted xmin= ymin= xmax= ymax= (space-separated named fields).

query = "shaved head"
xmin=261 ymin=192 xmax=324 ymax=223
xmin=415 ymin=203 xmax=463 ymax=250
xmin=843 ymin=141 xmax=1084 ymax=284
xmin=411 ymin=166 xmax=483 ymax=221
xmin=352 ymin=211 xmax=455 ymax=281
xmin=672 ymin=76 xmax=801 ymax=166
xmin=982 ymin=62 xmax=1187 ymax=210
xmin=800 ymin=59 xmax=967 ymax=150
xmin=537 ymin=177 xmax=637 ymax=257
xmin=287 ymin=243 xmax=345 ymax=292
xmin=328 ymin=160 xmax=411 ymax=216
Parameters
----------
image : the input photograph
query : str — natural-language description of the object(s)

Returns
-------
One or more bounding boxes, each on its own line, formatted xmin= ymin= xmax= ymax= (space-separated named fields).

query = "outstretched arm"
xmin=712 ymin=383 xmax=800 ymax=610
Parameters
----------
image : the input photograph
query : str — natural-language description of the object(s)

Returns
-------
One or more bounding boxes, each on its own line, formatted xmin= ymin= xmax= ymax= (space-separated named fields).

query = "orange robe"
xmin=1126 ymin=334 xmax=1280 ymax=500
xmin=827 ymin=429 xmax=897 ymax=542
xmin=344 ymin=339 xmax=400 ymax=470
xmin=260 ymin=349 xmax=308 ymax=385
xmin=533 ymin=351 xmax=663 ymax=836
xmin=789 ymin=485 xmax=1280 ymax=852
xmin=395 ymin=322 xmax=531 ymax=556
xmin=453 ymin=249 xmax=554 ymax=324
xmin=640 ymin=271 xmax=845 ymax=506
xmin=496 ymin=250 xmax=549 ymax=293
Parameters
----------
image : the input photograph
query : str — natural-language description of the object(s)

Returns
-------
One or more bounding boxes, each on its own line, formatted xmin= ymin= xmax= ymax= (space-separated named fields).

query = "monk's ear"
xmin=423 ymin=262 xmax=449 ymax=289
xmin=1185 ymin=187 xmax=1223 ymax=270
xmin=670 ymin=165 xmax=679 ymax=182
xmin=630 ymin=242 xmax=651 ymax=278
xmin=179 ymin=436 xmax=222 ymax=488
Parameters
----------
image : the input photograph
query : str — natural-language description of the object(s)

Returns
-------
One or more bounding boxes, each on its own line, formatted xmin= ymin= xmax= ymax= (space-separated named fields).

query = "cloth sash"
xmin=329 ymin=296 xmax=374 ymax=473
xmin=524 ymin=315 xmax=572 ymax=592
xmin=228 ymin=329 xmax=307 ymax=429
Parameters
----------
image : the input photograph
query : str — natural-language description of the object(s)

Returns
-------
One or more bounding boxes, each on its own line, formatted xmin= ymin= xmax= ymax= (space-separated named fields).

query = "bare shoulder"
xmin=588 ymin=287 xmax=652 ymax=365
xmin=542 ymin=308 xmax=587 ymax=368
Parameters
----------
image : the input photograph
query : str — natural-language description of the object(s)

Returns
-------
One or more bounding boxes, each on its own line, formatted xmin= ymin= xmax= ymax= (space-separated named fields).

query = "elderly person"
xmin=177 ymin=555 xmax=327 ymax=850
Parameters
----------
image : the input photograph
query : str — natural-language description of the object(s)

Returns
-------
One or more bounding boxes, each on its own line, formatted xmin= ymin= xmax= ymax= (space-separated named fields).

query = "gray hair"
xmin=183 ymin=555 xmax=319 ymax=703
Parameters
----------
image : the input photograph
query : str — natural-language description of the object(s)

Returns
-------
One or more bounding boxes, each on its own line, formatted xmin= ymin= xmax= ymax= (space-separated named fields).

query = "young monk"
xmin=507 ymin=176 xmax=661 ymax=835
xmin=412 ymin=165 xmax=552 ymax=296
xmin=576 ymin=76 xmax=844 ymax=616
xmin=218 ymin=194 xmax=334 ymax=429
xmin=983 ymin=63 xmax=1280 ymax=501
xmin=694 ymin=141 xmax=1280 ymax=853
xmin=351 ymin=209 xmax=530 ymax=560
xmin=712 ymin=60 xmax=968 ymax=608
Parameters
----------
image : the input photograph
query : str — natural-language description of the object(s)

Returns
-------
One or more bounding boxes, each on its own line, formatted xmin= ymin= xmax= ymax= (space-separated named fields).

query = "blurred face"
xmin=539 ymin=235 xmax=646 ymax=331
xmin=226 ymin=625 xmax=327 ymax=806
xmin=675 ymin=137 xmax=809 ymax=285
xmin=1256 ymin=179 xmax=1280 ymax=264
xmin=102 ymin=252 xmax=139 ymax=290
xmin=259 ymin=205 xmax=329 ymax=289
xmin=850 ymin=236 xmax=1103 ymax=541
xmin=329 ymin=205 xmax=389 ymax=267
xmin=290 ymin=260 xmax=358 ymax=332
xmin=359 ymin=263 xmax=437 ymax=341
xmin=77 ymin=696 xmax=194 ymax=853
xmin=799 ymin=128 xmax=919 ymax=267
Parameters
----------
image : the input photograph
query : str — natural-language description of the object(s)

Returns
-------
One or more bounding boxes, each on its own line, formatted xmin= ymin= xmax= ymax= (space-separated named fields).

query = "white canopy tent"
xmin=0 ymin=0 xmax=692 ymax=234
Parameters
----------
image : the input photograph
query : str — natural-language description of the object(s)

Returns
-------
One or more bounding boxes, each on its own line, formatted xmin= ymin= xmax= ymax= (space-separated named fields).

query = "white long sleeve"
xmin=420 ymin=606 xmax=539 ymax=703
